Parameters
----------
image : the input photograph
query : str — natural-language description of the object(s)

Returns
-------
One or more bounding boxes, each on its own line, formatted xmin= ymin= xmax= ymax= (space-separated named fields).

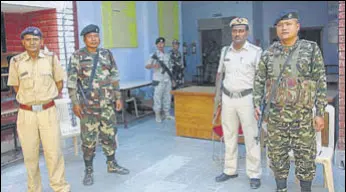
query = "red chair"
xmin=212 ymin=124 xmax=243 ymax=163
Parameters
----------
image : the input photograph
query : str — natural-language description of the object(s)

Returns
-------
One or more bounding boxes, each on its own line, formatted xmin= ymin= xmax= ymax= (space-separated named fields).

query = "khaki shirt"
xmin=217 ymin=41 xmax=262 ymax=92
xmin=7 ymin=50 xmax=65 ymax=105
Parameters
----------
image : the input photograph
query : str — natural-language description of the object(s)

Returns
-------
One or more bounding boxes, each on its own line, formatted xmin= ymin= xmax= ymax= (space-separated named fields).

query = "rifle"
xmin=254 ymin=95 xmax=266 ymax=145
xmin=77 ymin=79 xmax=89 ymax=107
xmin=151 ymin=53 xmax=175 ymax=82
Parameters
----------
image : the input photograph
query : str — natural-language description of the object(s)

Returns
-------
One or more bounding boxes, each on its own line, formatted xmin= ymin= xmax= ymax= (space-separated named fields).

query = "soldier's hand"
xmin=314 ymin=116 xmax=325 ymax=132
xmin=115 ymin=99 xmax=123 ymax=111
xmin=72 ymin=104 xmax=83 ymax=119
xmin=255 ymin=107 xmax=261 ymax=121
xmin=172 ymin=80 xmax=176 ymax=88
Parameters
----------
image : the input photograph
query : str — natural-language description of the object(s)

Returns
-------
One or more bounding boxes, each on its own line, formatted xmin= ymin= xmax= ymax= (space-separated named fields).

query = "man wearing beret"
xmin=67 ymin=24 xmax=129 ymax=186
xmin=7 ymin=26 xmax=70 ymax=192
xmin=170 ymin=39 xmax=184 ymax=89
xmin=213 ymin=17 xmax=262 ymax=189
xmin=145 ymin=37 xmax=175 ymax=123
xmin=253 ymin=10 xmax=327 ymax=192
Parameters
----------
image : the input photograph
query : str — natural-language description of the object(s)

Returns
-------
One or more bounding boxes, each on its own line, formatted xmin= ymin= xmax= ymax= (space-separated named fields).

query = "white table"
xmin=120 ymin=80 xmax=152 ymax=91
xmin=119 ymin=80 xmax=152 ymax=128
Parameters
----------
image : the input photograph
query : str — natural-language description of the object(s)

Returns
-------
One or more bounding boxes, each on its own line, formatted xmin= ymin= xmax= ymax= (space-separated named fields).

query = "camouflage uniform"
xmin=147 ymin=50 xmax=173 ymax=117
xmin=169 ymin=49 xmax=184 ymax=89
xmin=203 ymin=41 xmax=220 ymax=83
xmin=253 ymin=38 xmax=327 ymax=187
xmin=67 ymin=47 xmax=121 ymax=161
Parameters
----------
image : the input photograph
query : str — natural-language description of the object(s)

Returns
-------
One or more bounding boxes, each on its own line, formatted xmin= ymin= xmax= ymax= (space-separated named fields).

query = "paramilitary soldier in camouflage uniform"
xmin=170 ymin=39 xmax=184 ymax=89
xmin=253 ymin=10 xmax=327 ymax=192
xmin=67 ymin=24 xmax=129 ymax=186
xmin=145 ymin=37 xmax=175 ymax=123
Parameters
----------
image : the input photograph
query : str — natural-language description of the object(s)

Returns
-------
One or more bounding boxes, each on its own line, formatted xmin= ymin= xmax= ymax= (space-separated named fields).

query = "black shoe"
xmin=83 ymin=166 xmax=94 ymax=186
xmin=107 ymin=160 xmax=130 ymax=175
xmin=300 ymin=180 xmax=312 ymax=192
xmin=215 ymin=173 xmax=238 ymax=182
xmin=250 ymin=178 xmax=261 ymax=189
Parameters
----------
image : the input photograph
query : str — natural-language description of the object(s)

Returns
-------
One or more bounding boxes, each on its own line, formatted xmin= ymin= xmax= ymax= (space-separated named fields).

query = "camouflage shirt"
xmin=67 ymin=47 xmax=121 ymax=106
xmin=253 ymin=39 xmax=327 ymax=119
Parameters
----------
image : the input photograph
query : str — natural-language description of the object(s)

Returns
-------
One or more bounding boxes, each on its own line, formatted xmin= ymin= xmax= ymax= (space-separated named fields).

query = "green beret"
xmin=80 ymin=24 xmax=100 ymax=36
xmin=274 ymin=10 xmax=299 ymax=26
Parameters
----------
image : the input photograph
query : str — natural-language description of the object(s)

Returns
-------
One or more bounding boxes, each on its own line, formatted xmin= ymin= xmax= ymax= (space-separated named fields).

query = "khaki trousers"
xmin=16 ymin=106 xmax=70 ymax=192
xmin=221 ymin=93 xmax=262 ymax=179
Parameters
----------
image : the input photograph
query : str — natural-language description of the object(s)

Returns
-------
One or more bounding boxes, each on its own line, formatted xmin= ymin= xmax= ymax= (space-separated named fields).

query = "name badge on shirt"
xmin=20 ymin=71 xmax=28 ymax=77
xmin=224 ymin=58 xmax=230 ymax=62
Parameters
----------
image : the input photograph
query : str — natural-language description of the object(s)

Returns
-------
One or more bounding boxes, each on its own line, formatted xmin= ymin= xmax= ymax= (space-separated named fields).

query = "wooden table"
xmin=171 ymin=86 xmax=244 ymax=143
xmin=1 ymin=108 xmax=19 ymax=151
xmin=119 ymin=80 xmax=153 ymax=128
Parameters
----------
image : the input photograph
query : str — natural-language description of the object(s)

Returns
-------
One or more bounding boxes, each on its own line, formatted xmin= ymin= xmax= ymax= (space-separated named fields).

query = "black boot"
xmin=107 ymin=160 xmax=130 ymax=174
xmin=82 ymin=159 xmax=94 ymax=186
xmin=83 ymin=166 xmax=94 ymax=186
xmin=215 ymin=173 xmax=238 ymax=182
xmin=275 ymin=178 xmax=287 ymax=192
xmin=300 ymin=180 xmax=312 ymax=192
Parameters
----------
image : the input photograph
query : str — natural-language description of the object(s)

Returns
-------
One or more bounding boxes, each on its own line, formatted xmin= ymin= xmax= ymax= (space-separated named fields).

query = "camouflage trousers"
xmin=266 ymin=114 xmax=316 ymax=181
xmin=80 ymin=100 xmax=117 ymax=161
xmin=153 ymin=80 xmax=172 ymax=113
xmin=204 ymin=62 xmax=218 ymax=83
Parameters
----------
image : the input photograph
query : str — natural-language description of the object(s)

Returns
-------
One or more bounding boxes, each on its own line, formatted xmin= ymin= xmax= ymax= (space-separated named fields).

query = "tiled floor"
xmin=1 ymin=115 xmax=345 ymax=192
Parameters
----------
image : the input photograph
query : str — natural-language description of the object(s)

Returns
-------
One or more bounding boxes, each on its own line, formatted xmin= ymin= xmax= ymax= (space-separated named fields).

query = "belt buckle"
xmin=232 ymin=92 xmax=241 ymax=98
xmin=32 ymin=104 xmax=43 ymax=112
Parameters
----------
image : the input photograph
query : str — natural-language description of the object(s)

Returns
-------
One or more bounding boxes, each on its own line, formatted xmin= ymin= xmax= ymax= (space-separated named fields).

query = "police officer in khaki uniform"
xmin=214 ymin=18 xmax=262 ymax=189
xmin=7 ymin=27 xmax=70 ymax=192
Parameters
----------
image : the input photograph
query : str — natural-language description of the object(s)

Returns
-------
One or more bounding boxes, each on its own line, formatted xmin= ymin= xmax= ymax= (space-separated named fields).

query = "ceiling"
xmin=1 ymin=3 xmax=49 ymax=13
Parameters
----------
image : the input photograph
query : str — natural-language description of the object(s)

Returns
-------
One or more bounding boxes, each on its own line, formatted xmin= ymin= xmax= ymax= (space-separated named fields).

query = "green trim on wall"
xmin=101 ymin=1 xmax=138 ymax=48
xmin=158 ymin=1 xmax=180 ymax=46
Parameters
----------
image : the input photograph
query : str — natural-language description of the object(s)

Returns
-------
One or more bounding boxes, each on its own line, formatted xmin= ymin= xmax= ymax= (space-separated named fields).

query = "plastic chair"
xmin=125 ymin=97 xmax=139 ymax=117
xmin=54 ymin=98 xmax=80 ymax=156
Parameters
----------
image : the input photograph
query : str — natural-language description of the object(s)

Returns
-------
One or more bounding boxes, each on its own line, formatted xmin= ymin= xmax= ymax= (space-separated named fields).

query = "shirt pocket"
xmin=40 ymin=71 xmax=53 ymax=87
xmin=101 ymin=63 xmax=112 ymax=76
xmin=296 ymin=55 xmax=312 ymax=77
xmin=80 ymin=63 xmax=92 ymax=78
xmin=19 ymin=72 xmax=34 ymax=90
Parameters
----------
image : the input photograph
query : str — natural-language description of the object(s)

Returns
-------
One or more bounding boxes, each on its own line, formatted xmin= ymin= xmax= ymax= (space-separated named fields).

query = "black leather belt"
xmin=223 ymin=88 xmax=253 ymax=99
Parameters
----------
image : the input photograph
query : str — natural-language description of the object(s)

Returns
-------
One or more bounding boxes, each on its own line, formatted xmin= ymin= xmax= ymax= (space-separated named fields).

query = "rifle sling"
xmin=264 ymin=42 xmax=301 ymax=116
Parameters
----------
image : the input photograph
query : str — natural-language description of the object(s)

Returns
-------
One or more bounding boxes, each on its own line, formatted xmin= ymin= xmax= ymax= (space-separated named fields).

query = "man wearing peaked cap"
xmin=213 ymin=17 xmax=263 ymax=189
xmin=229 ymin=17 xmax=249 ymax=28
xmin=7 ymin=26 xmax=70 ymax=192
xmin=67 ymin=24 xmax=130 ymax=186
xmin=170 ymin=39 xmax=184 ymax=90
xmin=20 ymin=26 xmax=42 ymax=39
xmin=253 ymin=9 xmax=327 ymax=192
xmin=145 ymin=37 xmax=175 ymax=123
